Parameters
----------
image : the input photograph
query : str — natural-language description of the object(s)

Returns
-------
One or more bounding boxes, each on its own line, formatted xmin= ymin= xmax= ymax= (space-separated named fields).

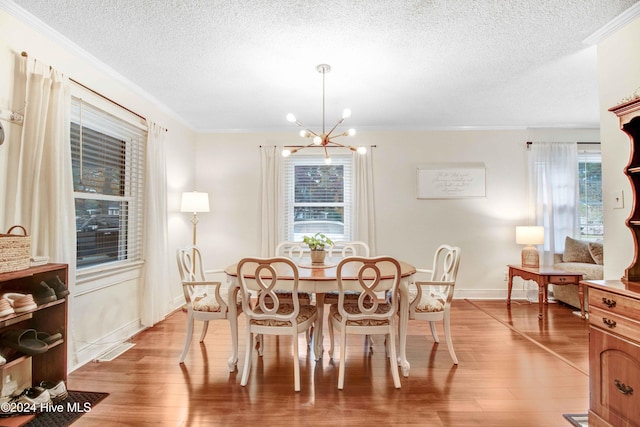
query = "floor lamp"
xmin=180 ymin=191 xmax=210 ymax=246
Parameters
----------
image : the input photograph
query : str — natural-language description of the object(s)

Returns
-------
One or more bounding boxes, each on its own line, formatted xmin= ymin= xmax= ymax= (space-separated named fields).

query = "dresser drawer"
xmin=590 ymin=306 xmax=640 ymax=343
xmin=589 ymin=288 xmax=640 ymax=321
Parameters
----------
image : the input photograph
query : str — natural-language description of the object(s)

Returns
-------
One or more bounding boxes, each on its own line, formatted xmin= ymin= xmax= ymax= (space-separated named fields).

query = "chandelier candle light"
xmin=516 ymin=226 xmax=545 ymax=268
xmin=282 ymin=64 xmax=366 ymax=164
xmin=181 ymin=191 xmax=210 ymax=246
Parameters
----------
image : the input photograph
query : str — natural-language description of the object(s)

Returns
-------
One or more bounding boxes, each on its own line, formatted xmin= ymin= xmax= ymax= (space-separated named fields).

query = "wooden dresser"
xmin=583 ymin=279 xmax=640 ymax=427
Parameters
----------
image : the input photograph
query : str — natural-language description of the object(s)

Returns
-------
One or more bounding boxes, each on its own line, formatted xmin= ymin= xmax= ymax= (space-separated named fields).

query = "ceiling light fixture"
xmin=282 ymin=64 xmax=366 ymax=164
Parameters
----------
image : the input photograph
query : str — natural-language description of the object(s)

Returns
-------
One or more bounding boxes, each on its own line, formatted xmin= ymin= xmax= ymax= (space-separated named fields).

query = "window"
xmin=71 ymin=95 xmax=146 ymax=268
xmin=283 ymin=154 xmax=352 ymax=242
xmin=578 ymin=147 xmax=602 ymax=241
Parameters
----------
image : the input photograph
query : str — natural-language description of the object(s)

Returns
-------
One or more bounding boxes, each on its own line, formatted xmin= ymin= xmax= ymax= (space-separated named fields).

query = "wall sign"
xmin=417 ymin=163 xmax=486 ymax=199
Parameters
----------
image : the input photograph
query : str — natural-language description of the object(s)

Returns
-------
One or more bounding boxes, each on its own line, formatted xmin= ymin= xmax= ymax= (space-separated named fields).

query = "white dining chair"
xmin=274 ymin=241 xmax=313 ymax=305
xmin=324 ymin=241 xmax=371 ymax=305
xmin=327 ymin=241 xmax=371 ymax=259
xmin=273 ymin=241 xmax=313 ymax=347
xmin=176 ymin=245 xmax=242 ymax=370
xmin=328 ymin=256 xmax=402 ymax=389
xmin=407 ymin=244 xmax=461 ymax=364
xmin=237 ymin=257 xmax=318 ymax=392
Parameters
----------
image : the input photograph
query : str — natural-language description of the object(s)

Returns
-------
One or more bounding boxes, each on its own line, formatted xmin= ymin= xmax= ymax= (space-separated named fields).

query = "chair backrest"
xmin=336 ymin=256 xmax=402 ymax=320
xmin=328 ymin=241 xmax=370 ymax=258
xmin=275 ymin=241 xmax=306 ymax=260
xmin=237 ymin=257 xmax=300 ymax=323
xmin=429 ymin=245 xmax=461 ymax=285
xmin=176 ymin=245 xmax=206 ymax=303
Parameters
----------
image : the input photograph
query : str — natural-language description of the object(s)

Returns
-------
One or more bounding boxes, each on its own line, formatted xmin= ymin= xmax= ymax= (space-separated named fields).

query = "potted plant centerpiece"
xmin=303 ymin=232 xmax=334 ymax=265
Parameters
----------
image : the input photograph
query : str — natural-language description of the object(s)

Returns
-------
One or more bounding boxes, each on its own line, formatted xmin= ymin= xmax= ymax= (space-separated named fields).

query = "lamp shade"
xmin=180 ymin=191 xmax=210 ymax=213
xmin=515 ymin=226 xmax=544 ymax=245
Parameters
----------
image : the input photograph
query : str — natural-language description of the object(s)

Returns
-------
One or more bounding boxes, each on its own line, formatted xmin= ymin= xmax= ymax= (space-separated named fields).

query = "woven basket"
xmin=0 ymin=225 xmax=31 ymax=273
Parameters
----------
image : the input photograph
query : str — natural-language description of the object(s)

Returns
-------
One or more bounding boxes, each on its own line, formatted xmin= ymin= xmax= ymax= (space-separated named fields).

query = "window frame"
xmin=282 ymin=153 xmax=353 ymax=243
xmin=577 ymin=144 xmax=603 ymax=241
xmin=70 ymin=85 xmax=146 ymax=274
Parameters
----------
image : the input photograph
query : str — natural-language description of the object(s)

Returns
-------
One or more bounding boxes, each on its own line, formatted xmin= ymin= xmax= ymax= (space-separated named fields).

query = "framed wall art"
xmin=417 ymin=163 xmax=486 ymax=199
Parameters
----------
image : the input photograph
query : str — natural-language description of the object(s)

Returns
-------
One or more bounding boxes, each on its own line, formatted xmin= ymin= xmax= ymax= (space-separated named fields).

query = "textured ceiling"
xmin=7 ymin=0 xmax=640 ymax=132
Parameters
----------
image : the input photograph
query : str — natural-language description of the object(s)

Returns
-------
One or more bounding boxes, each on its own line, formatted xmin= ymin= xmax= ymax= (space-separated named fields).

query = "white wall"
xmin=0 ymin=7 xmax=197 ymax=370
xmin=597 ymin=16 xmax=640 ymax=280
xmin=195 ymin=127 xmax=598 ymax=299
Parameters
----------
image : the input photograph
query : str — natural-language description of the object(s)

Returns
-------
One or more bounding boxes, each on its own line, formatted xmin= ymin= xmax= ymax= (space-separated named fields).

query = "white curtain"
xmin=353 ymin=150 xmax=377 ymax=254
xmin=141 ymin=122 xmax=171 ymax=327
xmin=527 ymin=142 xmax=579 ymax=265
xmin=259 ymin=146 xmax=282 ymax=256
xmin=4 ymin=55 xmax=76 ymax=269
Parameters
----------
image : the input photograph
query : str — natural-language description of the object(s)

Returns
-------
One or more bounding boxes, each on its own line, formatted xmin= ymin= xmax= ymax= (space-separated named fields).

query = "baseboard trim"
xmin=70 ymin=318 xmax=145 ymax=373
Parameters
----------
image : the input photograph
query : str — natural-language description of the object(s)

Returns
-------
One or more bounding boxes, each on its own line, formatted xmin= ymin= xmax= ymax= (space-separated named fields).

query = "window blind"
xmin=283 ymin=153 xmax=353 ymax=242
xmin=71 ymin=96 xmax=145 ymax=268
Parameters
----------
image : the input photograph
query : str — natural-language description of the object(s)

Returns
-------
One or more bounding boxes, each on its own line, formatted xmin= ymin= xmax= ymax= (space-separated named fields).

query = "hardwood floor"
xmin=67 ymin=299 xmax=589 ymax=426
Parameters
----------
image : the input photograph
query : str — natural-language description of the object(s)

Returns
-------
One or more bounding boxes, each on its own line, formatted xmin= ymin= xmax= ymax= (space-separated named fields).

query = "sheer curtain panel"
xmin=353 ymin=150 xmax=377 ymax=254
xmin=141 ymin=122 xmax=171 ymax=326
xmin=4 ymin=54 xmax=76 ymax=269
xmin=527 ymin=142 xmax=579 ymax=265
xmin=259 ymin=146 xmax=282 ymax=256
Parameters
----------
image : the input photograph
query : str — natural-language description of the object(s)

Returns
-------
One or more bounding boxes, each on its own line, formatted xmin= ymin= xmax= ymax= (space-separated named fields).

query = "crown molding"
xmin=583 ymin=2 xmax=640 ymax=45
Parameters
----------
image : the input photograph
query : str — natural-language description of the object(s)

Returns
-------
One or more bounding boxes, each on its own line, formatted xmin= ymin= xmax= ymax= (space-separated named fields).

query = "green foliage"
xmin=303 ymin=232 xmax=334 ymax=251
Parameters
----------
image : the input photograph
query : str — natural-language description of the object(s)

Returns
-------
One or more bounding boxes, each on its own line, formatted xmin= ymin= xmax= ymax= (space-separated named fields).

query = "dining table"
xmin=224 ymin=257 xmax=417 ymax=377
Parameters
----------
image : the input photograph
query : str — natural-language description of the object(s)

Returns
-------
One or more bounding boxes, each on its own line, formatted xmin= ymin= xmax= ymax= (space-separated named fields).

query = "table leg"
xmin=538 ymin=280 xmax=544 ymax=320
xmin=313 ymin=293 xmax=325 ymax=360
xmin=227 ymin=279 xmax=240 ymax=371
xmin=507 ymin=268 xmax=513 ymax=306
xmin=398 ymin=280 xmax=411 ymax=377
xmin=578 ymin=282 xmax=586 ymax=319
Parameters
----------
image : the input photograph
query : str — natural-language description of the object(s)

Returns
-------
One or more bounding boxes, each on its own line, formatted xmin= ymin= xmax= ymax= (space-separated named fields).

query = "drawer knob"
xmin=602 ymin=318 xmax=617 ymax=328
xmin=614 ymin=379 xmax=634 ymax=395
xmin=602 ymin=297 xmax=617 ymax=308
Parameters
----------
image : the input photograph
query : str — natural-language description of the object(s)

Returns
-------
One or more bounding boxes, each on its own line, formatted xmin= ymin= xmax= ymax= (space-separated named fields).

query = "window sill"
xmin=75 ymin=260 xmax=145 ymax=296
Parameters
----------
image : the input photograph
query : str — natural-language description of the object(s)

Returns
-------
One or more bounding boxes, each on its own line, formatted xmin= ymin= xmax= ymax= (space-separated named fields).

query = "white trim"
xmin=70 ymin=318 xmax=145 ymax=372
xmin=453 ymin=289 xmax=529 ymax=300
xmin=583 ymin=2 xmax=640 ymax=45
xmin=74 ymin=261 xmax=144 ymax=294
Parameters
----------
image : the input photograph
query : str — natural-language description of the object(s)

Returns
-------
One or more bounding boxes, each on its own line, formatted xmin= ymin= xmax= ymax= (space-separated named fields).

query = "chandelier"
xmin=282 ymin=64 xmax=366 ymax=164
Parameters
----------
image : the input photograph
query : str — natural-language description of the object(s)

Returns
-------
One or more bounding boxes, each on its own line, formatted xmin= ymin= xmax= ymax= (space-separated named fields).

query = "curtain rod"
xmin=260 ymin=145 xmax=377 ymax=148
xmin=21 ymin=51 xmax=167 ymax=132
xmin=526 ymin=140 xmax=600 ymax=149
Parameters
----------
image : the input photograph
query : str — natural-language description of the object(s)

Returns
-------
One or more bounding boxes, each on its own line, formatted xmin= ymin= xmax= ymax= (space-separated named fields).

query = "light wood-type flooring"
xmin=67 ymin=298 xmax=589 ymax=426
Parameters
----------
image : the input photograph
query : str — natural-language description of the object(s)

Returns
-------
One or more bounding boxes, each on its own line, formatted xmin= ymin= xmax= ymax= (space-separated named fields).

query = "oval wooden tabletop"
xmin=225 ymin=257 xmax=416 ymax=281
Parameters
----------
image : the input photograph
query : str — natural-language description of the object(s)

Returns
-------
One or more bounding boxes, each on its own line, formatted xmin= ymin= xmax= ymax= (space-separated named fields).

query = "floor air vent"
xmin=95 ymin=342 xmax=136 ymax=362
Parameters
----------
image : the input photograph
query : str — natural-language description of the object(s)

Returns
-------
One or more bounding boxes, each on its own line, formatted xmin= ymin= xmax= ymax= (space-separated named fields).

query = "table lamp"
xmin=516 ymin=226 xmax=544 ymax=268
xmin=180 ymin=191 xmax=210 ymax=245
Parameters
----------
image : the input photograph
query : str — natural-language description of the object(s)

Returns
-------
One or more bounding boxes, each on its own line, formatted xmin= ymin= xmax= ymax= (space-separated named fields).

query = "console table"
xmin=507 ymin=264 xmax=584 ymax=319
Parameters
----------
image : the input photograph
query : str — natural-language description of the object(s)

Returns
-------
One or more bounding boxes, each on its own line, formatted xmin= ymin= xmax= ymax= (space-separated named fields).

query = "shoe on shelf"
xmin=11 ymin=386 xmax=52 ymax=408
xmin=39 ymin=380 xmax=67 ymax=403
xmin=2 ymin=293 xmax=37 ymax=313
xmin=0 ymin=298 xmax=14 ymax=317
xmin=31 ymin=282 xmax=57 ymax=305
xmin=36 ymin=331 xmax=62 ymax=345
xmin=0 ymin=387 xmax=52 ymax=415
xmin=0 ymin=329 xmax=48 ymax=355
xmin=48 ymin=276 xmax=70 ymax=299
